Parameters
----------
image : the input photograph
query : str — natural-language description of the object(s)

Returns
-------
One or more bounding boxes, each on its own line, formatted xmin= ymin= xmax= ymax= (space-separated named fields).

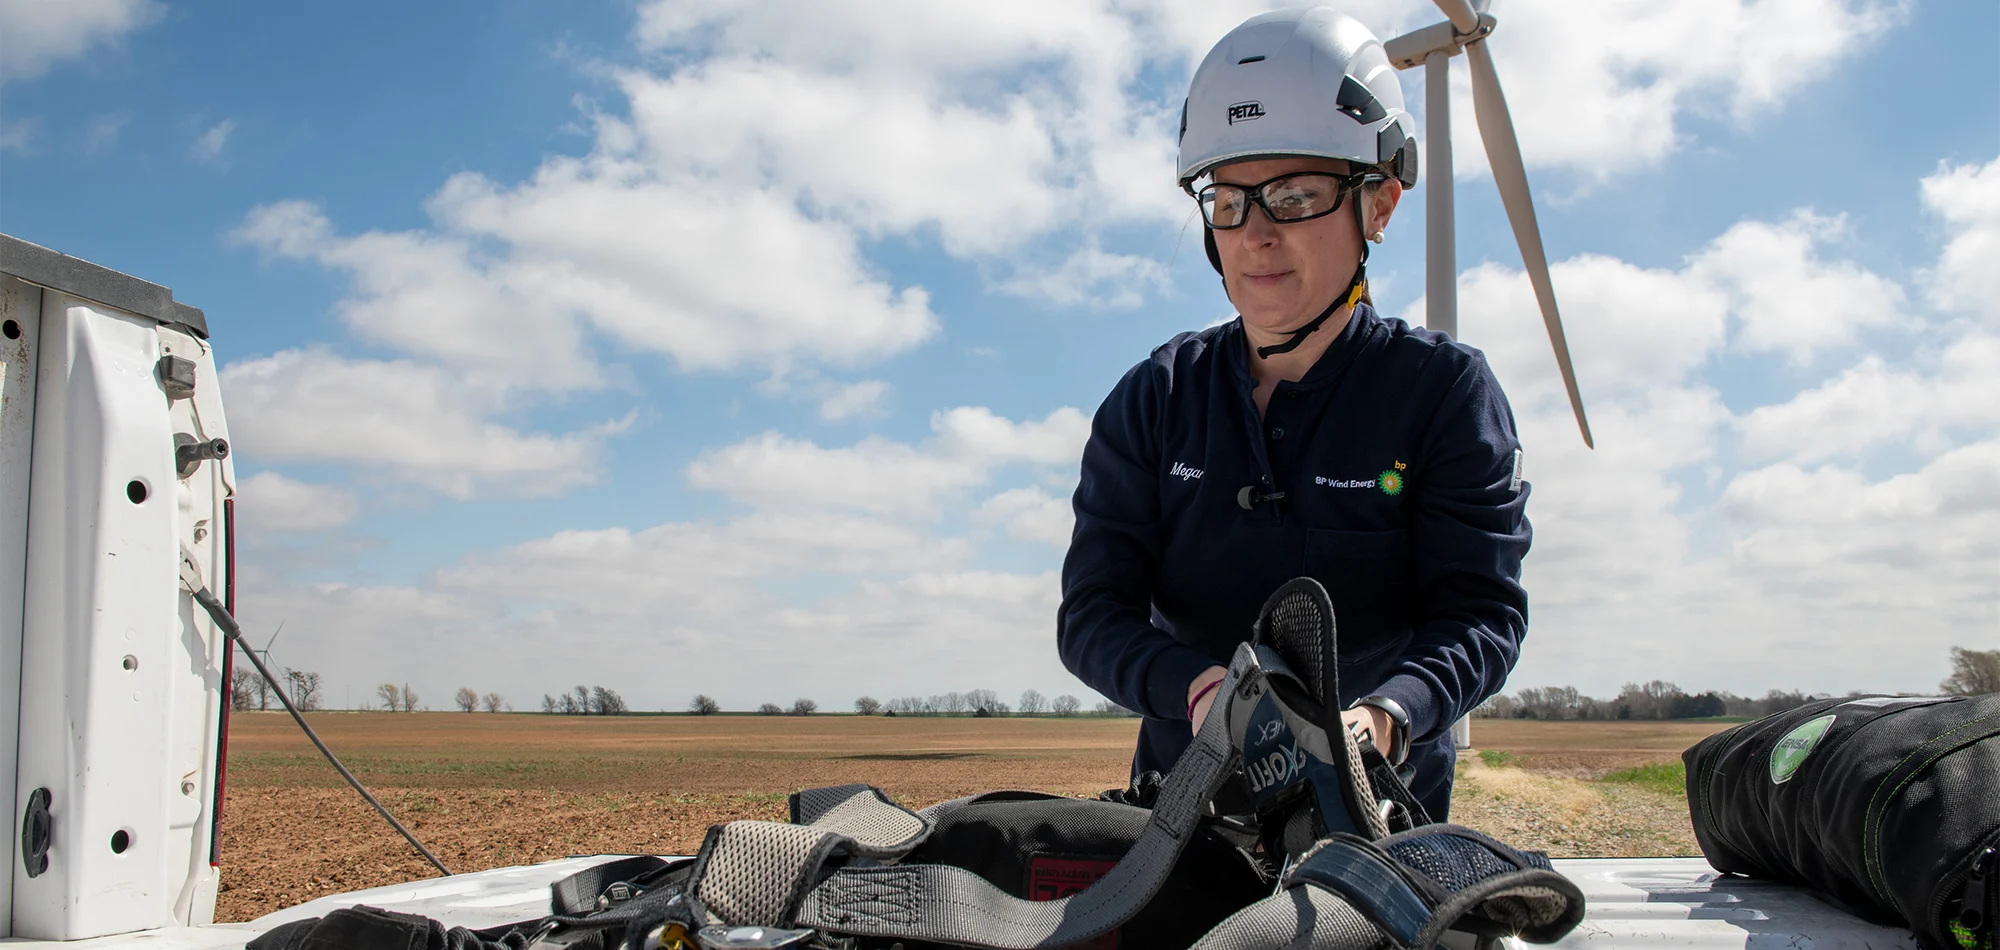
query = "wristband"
xmin=1186 ymin=678 xmax=1223 ymax=721
xmin=1352 ymin=694 xmax=1411 ymax=766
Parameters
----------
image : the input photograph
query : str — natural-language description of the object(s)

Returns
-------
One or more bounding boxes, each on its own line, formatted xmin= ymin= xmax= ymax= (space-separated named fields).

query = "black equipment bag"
xmin=1684 ymin=693 xmax=2000 ymax=950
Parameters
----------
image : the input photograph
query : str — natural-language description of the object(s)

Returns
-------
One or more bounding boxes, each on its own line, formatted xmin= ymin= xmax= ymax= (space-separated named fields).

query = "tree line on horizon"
xmin=1478 ymin=646 xmax=2000 ymax=721
xmin=684 ymin=689 xmax=1138 ymax=718
xmin=230 ymin=666 xmax=322 ymax=711
xmin=227 ymin=646 xmax=1999 ymax=717
xmin=540 ymin=686 xmax=629 ymax=715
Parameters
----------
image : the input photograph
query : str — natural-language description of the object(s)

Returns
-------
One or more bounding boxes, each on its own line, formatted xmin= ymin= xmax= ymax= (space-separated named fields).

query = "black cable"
xmin=190 ymin=586 xmax=452 ymax=876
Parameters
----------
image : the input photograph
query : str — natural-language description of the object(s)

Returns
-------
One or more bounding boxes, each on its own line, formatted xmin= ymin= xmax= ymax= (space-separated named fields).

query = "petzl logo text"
xmin=1227 ymin=101 xmax=1265 ymax=124
xmin=1170 ymin=462 xmax=1204 ymax=481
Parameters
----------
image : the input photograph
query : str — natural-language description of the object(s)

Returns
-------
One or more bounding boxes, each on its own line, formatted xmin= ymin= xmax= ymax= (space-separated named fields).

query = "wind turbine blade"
xmin=264 ymin=619 xmax=286 ymax=653
xmin=1432 ymin=0 xmax=1481 ymax=33
xmin=1465 ymin=39 xmax=1593 ymax=448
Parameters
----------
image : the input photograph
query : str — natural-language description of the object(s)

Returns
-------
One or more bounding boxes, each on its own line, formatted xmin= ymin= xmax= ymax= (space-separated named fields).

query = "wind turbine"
xmin=1384 ymin=0 xmax=1594 ymax=448
xmin=251 ymin=620 xmax=285 ymax=710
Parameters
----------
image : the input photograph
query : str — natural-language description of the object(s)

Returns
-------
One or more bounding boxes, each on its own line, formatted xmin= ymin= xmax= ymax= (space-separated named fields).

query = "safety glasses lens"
xmin=1197 ymin=174 xmax=1351 ymax=229
xmin=1199 ymin=186 xmax=1248 ymax=228
xmin=1262 ymin=176 xmax=1342 ymax=221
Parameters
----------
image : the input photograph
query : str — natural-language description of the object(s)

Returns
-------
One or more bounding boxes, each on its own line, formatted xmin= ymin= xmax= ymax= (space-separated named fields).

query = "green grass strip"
xmin=1598 ymin=761 xmax=1687 ymax=795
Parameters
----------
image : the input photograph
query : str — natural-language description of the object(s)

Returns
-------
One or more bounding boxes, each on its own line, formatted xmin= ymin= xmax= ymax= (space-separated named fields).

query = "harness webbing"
xmin=801 ymin=662 xmax=1239 ymax=947
xmin=683 ymin=644 xmax=1256 ymax=947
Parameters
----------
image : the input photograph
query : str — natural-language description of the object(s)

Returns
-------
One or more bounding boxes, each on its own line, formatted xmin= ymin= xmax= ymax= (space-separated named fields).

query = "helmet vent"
xmin=1335 ymin=76 xmax=1387 ymax=124
xmin=1237 ymin=55 xmax=1266 ymax=64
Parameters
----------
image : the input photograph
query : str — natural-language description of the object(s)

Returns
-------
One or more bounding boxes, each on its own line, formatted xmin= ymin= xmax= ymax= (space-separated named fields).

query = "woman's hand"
xmin=1341 ymin=704 xmax=1393 ymax=757
xmin=1186 ymin=666 xmax=1228 ymax=734
xmin=1188 ymin=667 xmax=1392 ymax=758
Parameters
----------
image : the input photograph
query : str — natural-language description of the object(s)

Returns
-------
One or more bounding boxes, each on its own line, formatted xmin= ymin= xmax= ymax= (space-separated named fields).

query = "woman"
xmin=1058 ymin=7 xmax=1529 ymax=821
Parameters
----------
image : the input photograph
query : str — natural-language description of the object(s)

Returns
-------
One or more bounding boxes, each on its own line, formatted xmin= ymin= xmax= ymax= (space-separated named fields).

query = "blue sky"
xmin=3 ymin=0 xmax=1996 ymax=713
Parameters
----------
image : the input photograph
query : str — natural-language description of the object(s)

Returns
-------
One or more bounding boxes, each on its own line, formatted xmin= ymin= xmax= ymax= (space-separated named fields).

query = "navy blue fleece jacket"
xmin=1057 ymin=303 xmax=1530 ymax=820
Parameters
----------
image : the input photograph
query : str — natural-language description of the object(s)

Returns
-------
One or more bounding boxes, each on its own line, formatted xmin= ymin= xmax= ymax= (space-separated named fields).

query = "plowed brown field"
xmin=215 ymin=713 xmax=1735 ymax=922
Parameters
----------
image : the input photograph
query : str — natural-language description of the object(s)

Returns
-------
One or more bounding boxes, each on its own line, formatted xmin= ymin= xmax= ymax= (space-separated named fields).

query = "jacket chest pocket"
xmin=1304 ymin=528 xmax=1416 ymax=667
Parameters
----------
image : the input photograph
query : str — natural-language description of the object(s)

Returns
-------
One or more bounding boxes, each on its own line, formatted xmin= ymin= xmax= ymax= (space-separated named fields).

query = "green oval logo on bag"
xmin=1770 ymin=714 xmax=1836 ymax=784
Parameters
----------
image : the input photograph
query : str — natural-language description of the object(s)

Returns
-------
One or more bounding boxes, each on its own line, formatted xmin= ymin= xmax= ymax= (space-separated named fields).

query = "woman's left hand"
xmin=1340 ymin=705 xmax=1392 ymax=757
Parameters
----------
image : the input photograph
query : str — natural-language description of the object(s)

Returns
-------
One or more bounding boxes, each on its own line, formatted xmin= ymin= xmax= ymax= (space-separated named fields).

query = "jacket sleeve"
xmin=1369 ymin=352 xmax=1531 ymax=742
xmin=1058 ymin=354 xmax=1219 ymax=721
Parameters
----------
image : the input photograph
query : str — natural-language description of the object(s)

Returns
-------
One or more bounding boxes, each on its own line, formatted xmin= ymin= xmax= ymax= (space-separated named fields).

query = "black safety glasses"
xmin=1192 ymin=171 xmax=1379 ymax=230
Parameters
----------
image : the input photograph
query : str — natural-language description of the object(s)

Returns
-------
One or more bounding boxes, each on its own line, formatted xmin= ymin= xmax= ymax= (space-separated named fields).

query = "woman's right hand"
xmin=1187 ymin=665 xmax=1228 ymax=735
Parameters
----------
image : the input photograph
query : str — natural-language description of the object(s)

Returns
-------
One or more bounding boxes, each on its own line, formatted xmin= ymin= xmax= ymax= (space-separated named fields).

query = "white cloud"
xmin=236 ymin=472 xmax=360 ymax=533
xmin=0 ymin=0 xmax=160 ymax=83
xmin=435 ymin=512 xmax=972 ymax=619
xmin=244 ymin=560 xmax=1080 ymax=713
xmin=1434 ymin=0 xmax=1908 ymax=179
xmin=429 ymin=159 xmax=939 ymax=372
xmin=0 ymin=118 xmax=35 ymax=154
xmin=626 ymin=0 xmax=1197 ymax=263
xmin=819 ymin=379 xmax=890 ymax=421
xmin=1690 ymin=211 xmax=1906 ymax=364
xmin=1738 ymin=334 xmax=2000 ymax=465
xmin=686 ymin=406 xmax=1089 ymax=518
xmin=1451 ymin=255 xmax=1732 ymax=613
xmin=1414 ymin=182 xmax=1995 ymax=697
xmin=975 ymin=486 xmax=1074 ymax=548
xmin=687 ymin=433 xmax=989 ymax=518
xmin=233 ymin=201 xmax=602 ymax=389
xmin=220 ymin=348 xmax=628 ymax=499
xmin=1000 ymin=244 xmax=1174 ymax=309
xmin=190 ymin=118 xmax=236 ymax=166
xmin=620 ymin=60 xmax=1068 ymax=257
xmin=1461 ymin=207 xmax=1903 ymax=408
xmin=1921 ymin=157 xmax=2000 ymax=323
xmin=931 ymin=406 xmax=1092 ymax=466
xmin=1720 ymin=438 xmax=2000 ymax=645
xmin=235 ymin=410 xmax=1093 ymax=710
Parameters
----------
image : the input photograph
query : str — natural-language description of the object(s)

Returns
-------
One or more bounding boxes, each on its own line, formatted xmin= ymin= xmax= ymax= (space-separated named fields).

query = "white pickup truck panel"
xmin=0 ymin=856 xmax=1921 ymax=949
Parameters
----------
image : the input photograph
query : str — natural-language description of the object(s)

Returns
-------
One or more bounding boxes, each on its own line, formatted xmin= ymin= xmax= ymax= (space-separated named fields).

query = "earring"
xmin=1369 ymin=230 xmax=1386 ymax=244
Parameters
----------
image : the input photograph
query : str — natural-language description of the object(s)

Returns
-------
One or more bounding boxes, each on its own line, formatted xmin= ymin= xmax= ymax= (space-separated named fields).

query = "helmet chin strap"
xmin=1253 ymin=260 xmax=1366 ymax=360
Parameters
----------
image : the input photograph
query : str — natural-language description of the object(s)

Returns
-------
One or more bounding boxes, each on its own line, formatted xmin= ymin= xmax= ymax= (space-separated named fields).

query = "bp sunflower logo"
xmin=1378 ymin=469 xmax=1405 ymax=496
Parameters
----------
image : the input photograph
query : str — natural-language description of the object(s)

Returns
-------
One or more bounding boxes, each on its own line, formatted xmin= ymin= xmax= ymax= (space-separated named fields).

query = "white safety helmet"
xmin=1178 ymin=7 xmax=1419 ymax=190
xmin=1179 ymin=7 xmax=1419 ymax=358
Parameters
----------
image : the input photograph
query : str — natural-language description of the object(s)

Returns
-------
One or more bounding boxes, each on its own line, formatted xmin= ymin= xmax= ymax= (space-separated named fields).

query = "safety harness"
xmin=254 ymin=579 xmax=1584 ymax=950
xmin=677 ymin=579 xmax=1582 ymax=950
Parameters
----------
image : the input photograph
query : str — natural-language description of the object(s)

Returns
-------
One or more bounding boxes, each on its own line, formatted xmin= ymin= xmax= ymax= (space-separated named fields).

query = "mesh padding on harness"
xmin=692 ymin=785 xmax=930 ymax=926
xmin=1264 ymin=586 xmax=1331 ymax=708
xmin=1200 ymin=827 xmax=1585 ymax=950
xmin=1189 ymin=886 xmax=1394 ymax=950
xmin=799 ymin=787 xmax=927 ymax=853
xmin=1377 ymin=826 xmax=1585 ymax=946
xmin=1384 ymin=832 xmax=1530 ymax=890
xmin=693 ymin=821 xmax=841 ymax=926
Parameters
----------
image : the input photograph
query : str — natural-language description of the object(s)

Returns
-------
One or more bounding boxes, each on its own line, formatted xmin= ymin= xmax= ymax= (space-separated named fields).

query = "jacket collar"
xmin=1225 ymin=302 xmax=1378 ymax=391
